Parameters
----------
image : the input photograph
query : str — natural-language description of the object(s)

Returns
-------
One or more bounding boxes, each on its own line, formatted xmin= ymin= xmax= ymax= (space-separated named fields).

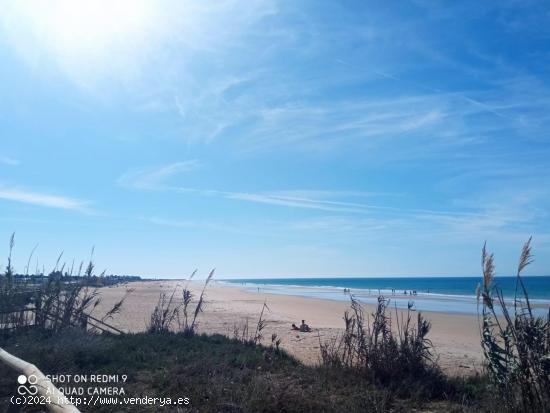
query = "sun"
xmin=48 ymin=1 xmax=152 ymax=53
xmin=5 ymin=0 xmax=157 ymax=67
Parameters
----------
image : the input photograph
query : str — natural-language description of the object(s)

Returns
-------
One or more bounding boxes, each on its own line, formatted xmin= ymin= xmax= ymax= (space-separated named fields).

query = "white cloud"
xmin=0 ymin=187 xmax=89 ymax=211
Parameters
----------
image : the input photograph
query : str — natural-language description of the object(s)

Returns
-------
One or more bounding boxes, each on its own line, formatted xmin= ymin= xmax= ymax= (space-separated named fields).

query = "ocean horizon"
xmin=222 ymin=276 xmax=550 ymax=315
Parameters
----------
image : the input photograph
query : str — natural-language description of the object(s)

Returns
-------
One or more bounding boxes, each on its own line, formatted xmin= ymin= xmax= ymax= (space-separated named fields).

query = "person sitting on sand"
xmin=299 ymin=319 xmax=311 ymax=332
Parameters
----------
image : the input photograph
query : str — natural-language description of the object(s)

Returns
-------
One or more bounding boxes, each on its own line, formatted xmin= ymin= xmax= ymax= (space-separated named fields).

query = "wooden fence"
xmin=0 ymin=306 xmax=124 ymax=335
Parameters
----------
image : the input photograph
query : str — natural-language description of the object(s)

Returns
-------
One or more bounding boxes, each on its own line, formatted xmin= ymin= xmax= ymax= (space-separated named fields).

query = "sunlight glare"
xmin=10 ymin=0 xmax=157 ymax=63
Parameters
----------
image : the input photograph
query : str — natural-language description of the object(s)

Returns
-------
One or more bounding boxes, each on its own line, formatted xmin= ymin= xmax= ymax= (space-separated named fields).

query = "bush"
xmin=320 ymin=295 xmax=438 ymax=388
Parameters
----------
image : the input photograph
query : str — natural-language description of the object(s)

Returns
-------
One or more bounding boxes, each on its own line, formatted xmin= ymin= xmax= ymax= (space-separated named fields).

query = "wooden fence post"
xmin=0 ymin=347 xmax=80 ymax=413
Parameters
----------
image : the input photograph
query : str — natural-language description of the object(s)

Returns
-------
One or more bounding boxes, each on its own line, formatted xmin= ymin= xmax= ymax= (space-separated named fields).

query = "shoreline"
xmin=216 ymin=279 xmax=550 ymax=316
xmin=94 ymin=280 xmax=487 ymax=376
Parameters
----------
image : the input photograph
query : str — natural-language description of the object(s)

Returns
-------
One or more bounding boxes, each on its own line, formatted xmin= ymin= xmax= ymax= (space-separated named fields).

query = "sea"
xmin=221 ymin=276 xmax=550 ymax=316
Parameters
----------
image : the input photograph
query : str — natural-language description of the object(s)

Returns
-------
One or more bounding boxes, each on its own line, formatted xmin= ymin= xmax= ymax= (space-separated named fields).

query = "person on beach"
xmin=291 ymin=321 xmax=311 ymax=332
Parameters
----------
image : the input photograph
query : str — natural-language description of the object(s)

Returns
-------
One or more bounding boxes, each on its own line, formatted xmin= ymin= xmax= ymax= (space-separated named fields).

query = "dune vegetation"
xmin=0 ymin=235 xmax=548 ymax=412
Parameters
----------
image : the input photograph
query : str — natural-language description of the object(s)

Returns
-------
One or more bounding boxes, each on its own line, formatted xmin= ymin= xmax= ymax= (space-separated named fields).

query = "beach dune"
xmin=94 ymin=280 xmax=484 ymax=375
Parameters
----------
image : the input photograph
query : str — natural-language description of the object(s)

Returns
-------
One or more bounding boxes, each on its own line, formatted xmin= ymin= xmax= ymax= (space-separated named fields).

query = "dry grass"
xmin=478 ymin=238 xmax=550 ymax=412
xmin=0 ymin=234 xmax=131 ymax=333
xmin=319 ymin=295 xmax=436 ymax=386
xmin=148 ymin=269 xmax=215 ymax=335
xmin=232 ymin=301 xmax=281 ymax=350
xmin=3 ymin=234 xmax=549 ymax=412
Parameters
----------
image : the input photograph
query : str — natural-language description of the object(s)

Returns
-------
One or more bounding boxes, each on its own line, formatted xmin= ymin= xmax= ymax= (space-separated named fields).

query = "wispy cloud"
xmin=0 ymin=156 xmax=19 ymax=166
xmin=118 ymin=163 xmax=401 ymax=213
xmin=173 ymin=83 xmax=453 ymax=153
xmin=148 ymin=2 xmax=550 ymax=163
xmin=120 ymin=160 xmax=518 ymax=221
xmin=146 ymin=216 xmax=251 ymax=234
xmin=170 ymin=72 xmax=548 ymax=158
xmin=117 ymin=160 xmax=201 ymax=190
xmin=167 ymin=186 xmax=385 ymax=213
xmin=0 ymin=187 xmax=89 ymax=212
xmin=223 ymin=191 xmax=402 ymax=213
xmin=135 ymin=179 xmax=550 ymax=250
xmin=224 ymin=192 xmax=362 ymax=212
xmin=225 ymin=189 xmax=404 ymax=212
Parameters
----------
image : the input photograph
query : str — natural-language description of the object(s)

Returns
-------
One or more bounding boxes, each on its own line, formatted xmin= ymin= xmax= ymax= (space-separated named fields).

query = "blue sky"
xmin=1 ymin=0 xmax=549 ymax=278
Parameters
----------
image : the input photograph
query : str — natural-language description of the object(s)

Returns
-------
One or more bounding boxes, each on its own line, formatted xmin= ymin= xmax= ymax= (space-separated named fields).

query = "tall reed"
xmin=320 ymin=296 xmax=435 ymax=385
xmin=1 ymin=235 xmax=130 ymax=333
xmin=478 ymin=238 xmax=550 ymax=412
xmin=233 ymin=301 xmax=273 ymax=346
xmin=148 ymin=269 xmax=215 ymax=335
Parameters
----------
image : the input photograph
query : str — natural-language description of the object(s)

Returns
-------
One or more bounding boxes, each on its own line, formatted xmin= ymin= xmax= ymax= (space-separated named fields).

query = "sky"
xmin=0 ymin=0 xmax=549 ymax=278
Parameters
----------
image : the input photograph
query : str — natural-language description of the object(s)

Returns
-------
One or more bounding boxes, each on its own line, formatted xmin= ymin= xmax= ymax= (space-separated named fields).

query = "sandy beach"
xmin=93 ymin=280 xmax=485 ymax=376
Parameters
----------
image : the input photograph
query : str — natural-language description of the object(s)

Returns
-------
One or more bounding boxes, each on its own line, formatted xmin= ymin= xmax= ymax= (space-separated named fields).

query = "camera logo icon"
xmin=17 ymin=374 xmax=38 ymax=395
